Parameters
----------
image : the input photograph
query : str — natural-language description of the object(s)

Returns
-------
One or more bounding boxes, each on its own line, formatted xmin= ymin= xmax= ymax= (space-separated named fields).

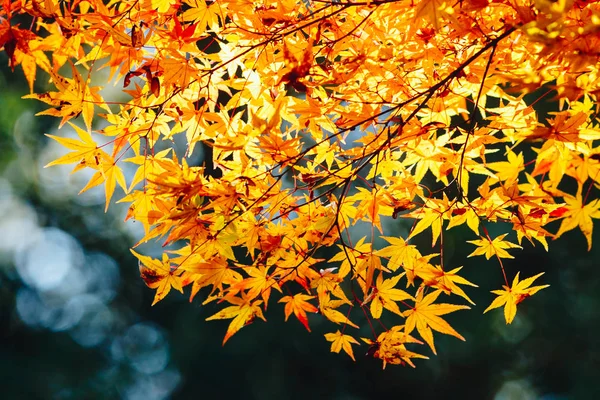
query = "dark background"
xmin=1 ymin=53 xmax=599 ymax=400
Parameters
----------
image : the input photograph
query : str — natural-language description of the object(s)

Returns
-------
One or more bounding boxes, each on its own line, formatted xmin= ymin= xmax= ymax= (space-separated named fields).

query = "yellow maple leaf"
xmin=555 ymin=188 xmax=600 ymax=250
xmin=375 ymin=236 xmax=421 ymax=272
xmin=406 ymin=205 xmax=444 ymax=246
xmin=179 ymin=255 xmax=243 ymax=299
xmin=182 ymin=0 xmax=219 ymax=32
xmin=367 ymin=273 xmax=413 ymax=319
xmin=325 ymin=331 xmax=360 ymax=361
xmin=320 ymin=293 xmax=358 ymax=329
xmin=467 ymin=233 xmax=523 ymax=259
xmin=132 ymin=249 xmax=184 ymax=306
xmin=487 ymin=147 xmax=524 ymax=186
xmin=403 ymin=288 xmax=470 ymax=355
xmin=419 ymin=265 xmax=478 ymax=305
xmin=45 ymin=122 xmax=103 ymax=168
xmin=484 ymin=272 xmax=549 ymax=324
xmin=150 ymin=0 xmax=177 ymax=13
xmin=46 ymin=122 xmax=126 ymax=210
xmin=368 ymin=326 xmax=429 ymax=368
xmin=310 ymin=268 xmax=352 ymax=306
xmin=446 ymin=206 xmax=480 ymax=235
xmin=78 ymin=164 xmax=127 ymax=212
xmin=24 ymin=62 xmax=106 ymax=131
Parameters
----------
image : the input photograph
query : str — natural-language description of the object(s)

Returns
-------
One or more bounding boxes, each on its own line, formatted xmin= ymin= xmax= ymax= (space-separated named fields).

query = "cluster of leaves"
xmin=2 ymin=0 xmax=600 ymax=367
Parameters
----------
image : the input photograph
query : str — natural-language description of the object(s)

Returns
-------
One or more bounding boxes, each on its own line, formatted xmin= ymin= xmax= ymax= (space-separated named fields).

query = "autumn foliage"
xmin=3 ymin=0 xmax=600 ymax=367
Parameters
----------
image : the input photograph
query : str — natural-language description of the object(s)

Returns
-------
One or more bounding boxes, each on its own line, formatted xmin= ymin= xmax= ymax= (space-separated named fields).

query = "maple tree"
xmin=2 ymin=0 xmax=600 ymax=367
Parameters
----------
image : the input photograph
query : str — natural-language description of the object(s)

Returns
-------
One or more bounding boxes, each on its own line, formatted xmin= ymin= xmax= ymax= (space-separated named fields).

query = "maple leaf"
xmin=320 ymin=293 xmax=359 ymax=329
xmin=310 ymin=268 xmax=352 ymax=306
xmin=366 ymin=273 xmax=413 ymax=319
xmin=279 ymin=40 xmax=313 ymax=92
xmin=403 ymin=253 xmax=438 ymax=287
xmin=487 ymin=147 xmax=525 ymax=186
xmin=368 ymin=326 xmax=429 ymax=368
xmin=0 ymin=20 xmax=37 ymax=71
xmin=530 ymin=111 xmax=588 ymax=142
xmin=79 ymin=164 xmax=128 ymax=212
xmin=45 ymin=121 xmax=103 ymax=168
xmin=446 ymin=206 xmax=480 ymax=235
xmin=206 ymin=294 xmax=266 ymax=345
xmin=419 ymin=265 xmax=478 ymax=305
xmin=351 ymin=188 xmax=385 ymax=232
xmin=415 ymin=0 xmax=456 ymax=30
xmin=484 ymin=272 xmax=549 ymax=324
xmin=279 ymin=294 xmax=318 ymax=331
xmin=132 ymin=249 xmax=184 ymax=306
xmin=467 ymin=234 xmax=523 ymax=260
xmin=375 ymin=236 xmax=421 ymax=272
xmin=181 ymin=0 xmax=219 ymax=33
xmin=46 ymin=122 xmax=127 ymax=210
xmin=403 ymin=288 xmax=470 ymax=355
xmin=0 ymin=16 xmax=51 ymax=92
xmin=179 ymin=255 xmax=243 ymax=299
xmin=231 ymin=265 xmax=282 ymax=306
xmin=24 ymin=62 xmax=107 ymax=131
xmin=324 ymin=331 xmax=360 ymax=361
xmin=405 ymin=203 xmax=444 ymax=246
xmin=555 ymin=188 xmax=600 ymax=251
xmin=119 ymin=189 xmax=163 ymax=235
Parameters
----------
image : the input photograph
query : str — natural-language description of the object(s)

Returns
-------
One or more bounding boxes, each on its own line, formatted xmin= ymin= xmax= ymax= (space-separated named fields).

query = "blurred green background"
xmin=1 ymin=53 xmax=599 ymax=400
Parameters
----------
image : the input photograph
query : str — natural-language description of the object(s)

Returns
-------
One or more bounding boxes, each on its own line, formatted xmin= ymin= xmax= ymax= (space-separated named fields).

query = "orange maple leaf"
xmin=230 ymin=265 xmax=282 ymax=306
xmin=279 ymin=294 xmax=318 ymax=331
xmin=530 ymin=111 xmax=588 ymax=142
xmin=415 ymin=0 xmax=457 ymax=30
xmin=0 ymin=19 xmax=37 ymax=71
xmin=206 ymin=294 xmax=266 ymax=345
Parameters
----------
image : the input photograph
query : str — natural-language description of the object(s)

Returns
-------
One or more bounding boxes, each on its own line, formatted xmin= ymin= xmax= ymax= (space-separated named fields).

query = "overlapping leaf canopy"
xmin=2 ymin=0 xmax=600 ymax=366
